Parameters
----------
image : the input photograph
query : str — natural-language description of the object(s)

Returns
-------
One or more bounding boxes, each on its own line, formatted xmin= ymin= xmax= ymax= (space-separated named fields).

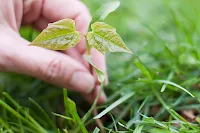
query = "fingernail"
xmin=70 ymin=71 xmax=95 ymax=93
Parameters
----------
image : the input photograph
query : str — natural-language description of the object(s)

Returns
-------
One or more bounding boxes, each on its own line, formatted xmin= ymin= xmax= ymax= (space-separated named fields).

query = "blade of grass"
xmin=89 ymin=1 xmax=120 ymax=29
xmin=52 ymin=112 xmax=75 ymax=122
xmin=29 ymin=98 xmax=55 ymax=129
xmin=161 ymin=71 xmax=174 ymax=92
xmin=108 ymin=100 xmax=134 ymax=128
xmin=3 ymin=92 xmax=48 ymax=131
xmin=169 ymin=109 xmax=196 ymax=130
xmin=8 ymin=122 xmax=36 ymax=133
xmin=0 ymin=100 xmax=47 ymax=133
xmin=137 ymin=96 xmax=149 ymax=113
xmin=118 ymin=122 xmax=134 ymax=132
xmin=0 ymin=118 xmax=14 ymax=133
xmin=2 ymin=93 xmax=48 ymax=133
xmin=82 ymin=82 xmax=104 ymax=122
xmin=134 ymin=61 xmax=152 ymax=80
xmin=155 ymin=80 xmax=194 ymax=97
xmin=92 ymin=127 xmax=100 ymax=133
xmin=24 ymin=108 xmax=48 ymax=133
xmin=94 ymin=92 xmax=134 ymax=119
xmin=133 ymin=125 xmax=143 ymax=133
xmin=110 ymin=113 xmax=118 ymax=131
xmin=3 ymin=92 xmax=21 ymax=109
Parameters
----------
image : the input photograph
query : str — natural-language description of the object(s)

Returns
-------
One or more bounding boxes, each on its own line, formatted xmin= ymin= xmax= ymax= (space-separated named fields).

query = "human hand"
xmin=0 ymin=0 xmax=107 ymax=103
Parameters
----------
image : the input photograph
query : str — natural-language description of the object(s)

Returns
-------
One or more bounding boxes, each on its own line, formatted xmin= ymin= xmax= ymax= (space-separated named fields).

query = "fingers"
xmin=0 ymin=30 xmax=95 ymax=94
xmin=22 ymin=0 xmax=43 ymax=24
xmin=63 ymin=48 xmax=90 ymax=70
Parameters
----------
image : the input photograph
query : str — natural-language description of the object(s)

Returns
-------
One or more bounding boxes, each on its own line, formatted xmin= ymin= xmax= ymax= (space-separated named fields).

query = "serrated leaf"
xmin=30 ymin=19 xmax=80 ymax=50
xmin=87 ymin=22 xmax=132 ymax=54
xmin=90 ymin=1 xmax=120 ymax=28
xmin=83 ymin=55 xmax=105 ymax=83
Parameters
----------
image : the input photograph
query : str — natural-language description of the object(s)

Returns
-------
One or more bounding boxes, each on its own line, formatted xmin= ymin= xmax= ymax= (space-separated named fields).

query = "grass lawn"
xmin=1 ymin=0 xmax=200 ymax=132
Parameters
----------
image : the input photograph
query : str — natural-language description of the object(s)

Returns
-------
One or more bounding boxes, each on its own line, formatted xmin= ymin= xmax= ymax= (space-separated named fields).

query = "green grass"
xmin=1 ymin=0 xmax=200 ymax=132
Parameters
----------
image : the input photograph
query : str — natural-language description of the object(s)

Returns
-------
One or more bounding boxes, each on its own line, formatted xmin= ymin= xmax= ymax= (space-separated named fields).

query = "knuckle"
xmin=44 ymin=57 xmax=62 ymax=82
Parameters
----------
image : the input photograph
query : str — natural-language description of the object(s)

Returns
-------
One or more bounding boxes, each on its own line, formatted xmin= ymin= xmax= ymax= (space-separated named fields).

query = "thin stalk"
xmin=78 ymin=31 xmax=91 ymax=55
xmin=85 ymin=35 xmax=91 ymax=56
xmin=82 ymin=82 xmax=104 ymax=123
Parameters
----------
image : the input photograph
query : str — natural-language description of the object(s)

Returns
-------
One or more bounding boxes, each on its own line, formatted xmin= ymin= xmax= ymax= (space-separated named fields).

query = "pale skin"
xmin=0 ymin=0 xmax=107 ymax=104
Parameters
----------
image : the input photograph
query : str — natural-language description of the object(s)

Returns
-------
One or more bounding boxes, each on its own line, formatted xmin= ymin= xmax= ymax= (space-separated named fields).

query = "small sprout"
xmin=29 ymin=1 xmax=132 ymax=83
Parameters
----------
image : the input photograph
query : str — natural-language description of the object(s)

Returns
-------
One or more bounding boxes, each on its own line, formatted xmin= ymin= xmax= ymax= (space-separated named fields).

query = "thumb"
xmin=0 ymin=30 xmax=95 ymax=94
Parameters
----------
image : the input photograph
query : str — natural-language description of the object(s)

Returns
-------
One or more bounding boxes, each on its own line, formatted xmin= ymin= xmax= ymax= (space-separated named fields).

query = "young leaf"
xmin=87 ymin=22 xmax=132 ymax=54
xmin=133 ymin=125 xmax=143 ymax=133
xmin=30 ymin=19 xmax=80 ymax=50
xmin=90 ymin=1 xmax=120 ymax=27
xmin=63 ymin=89 xmax=88 ymax=133
xmin=83 ymin=55 xmax=105 ymax=83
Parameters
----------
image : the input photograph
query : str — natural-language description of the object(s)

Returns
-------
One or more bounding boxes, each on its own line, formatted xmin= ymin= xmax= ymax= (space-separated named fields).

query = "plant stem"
xmin=78 ymin=31 xmax=91 ymax=55
xmin=85 ymin=35 xmax=91 ymax=56
xmin=82 ymin=82 xmax=104 ymax=123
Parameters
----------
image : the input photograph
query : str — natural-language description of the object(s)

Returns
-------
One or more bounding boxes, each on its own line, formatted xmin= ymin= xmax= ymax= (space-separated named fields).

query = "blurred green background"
xmin=1 ymin=0 xmax=200 ymax=132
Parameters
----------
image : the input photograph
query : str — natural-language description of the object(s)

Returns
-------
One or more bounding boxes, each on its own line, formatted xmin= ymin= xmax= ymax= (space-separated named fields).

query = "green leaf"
xmin=63 ymin=89 xmax=88 ymax=133
xmin=90 ymin=1 xmax=120 ymax=28
xmin=134 ymin=61 xmax=152 ymax=80
xmin=160 ymin=71 xmax=174 ymax=92
xmin=196 ymin=117 xmax=200 ymax=124
xmin=133 ymin=125 xmax=143 ymax=133
xmin=94 ymin=92 xmax=134 ymax=119
xmin=30 ymin=19 xmax=80 ymax=50
xmin=92 ymin=127 xmax=100 ymax=133
xmin=83 ymin=55 xmax=105 ymax=82
xmin=87 ymin=22 xmax=132 ymax=54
